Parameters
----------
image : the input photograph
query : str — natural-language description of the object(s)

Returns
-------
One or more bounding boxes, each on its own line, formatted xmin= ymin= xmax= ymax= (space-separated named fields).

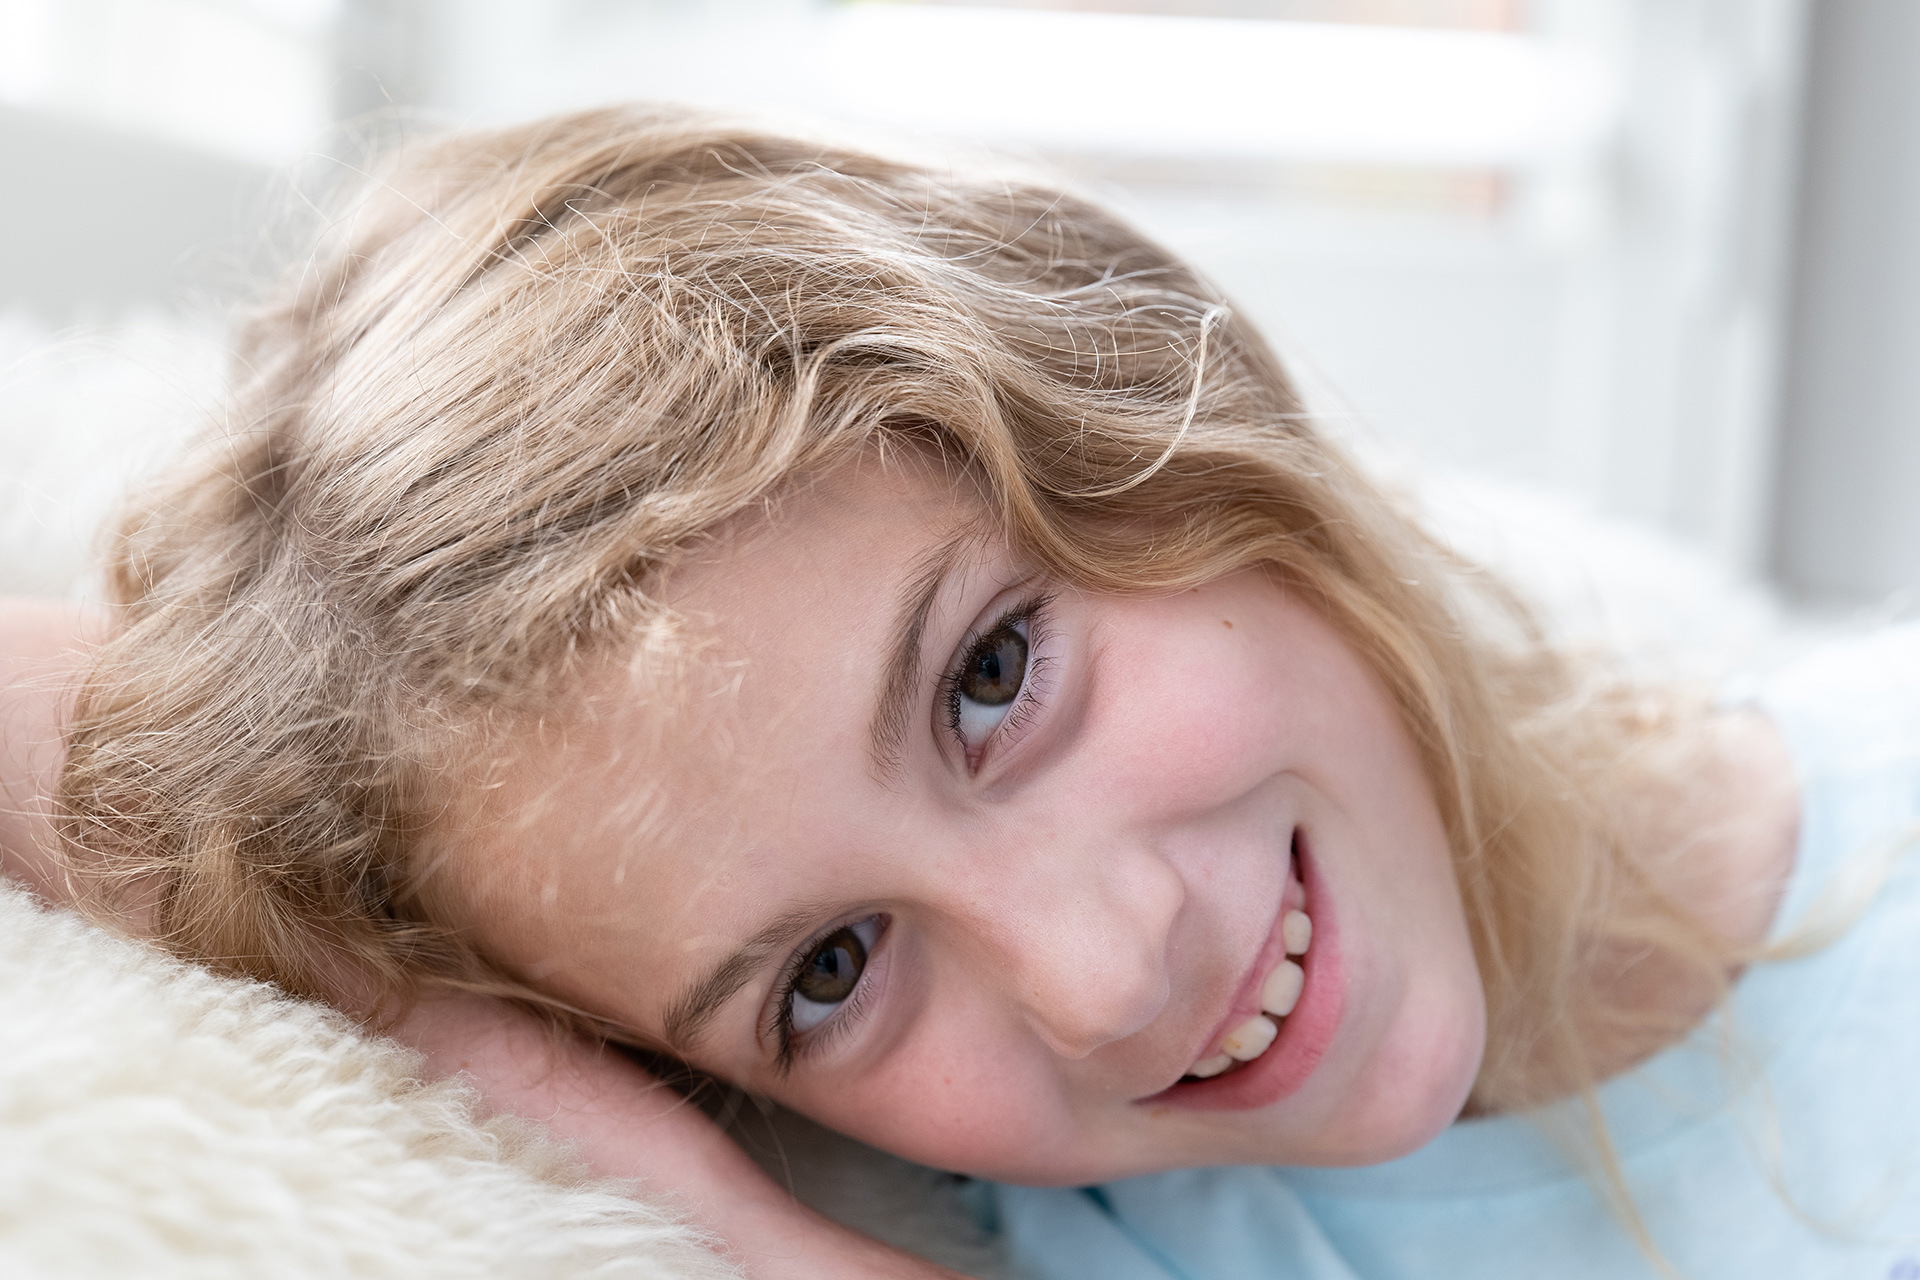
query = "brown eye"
xmin=795 ymin=926 xmax=869 ymax=1007
xmin=785 ymin=917 xmax=884 ymax=1039
xmin=960 ymin=625 xmax=1028 ymax=707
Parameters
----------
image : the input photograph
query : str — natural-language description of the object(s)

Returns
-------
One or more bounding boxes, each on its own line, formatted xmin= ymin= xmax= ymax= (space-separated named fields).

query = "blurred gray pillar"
xmin=1775 ymin=0 xmax=1920 ymax=601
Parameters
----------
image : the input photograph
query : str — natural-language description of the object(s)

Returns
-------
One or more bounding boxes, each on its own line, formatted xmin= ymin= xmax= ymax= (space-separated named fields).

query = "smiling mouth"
xmin=1179 ymin=836 xmax=1314 ymax=1083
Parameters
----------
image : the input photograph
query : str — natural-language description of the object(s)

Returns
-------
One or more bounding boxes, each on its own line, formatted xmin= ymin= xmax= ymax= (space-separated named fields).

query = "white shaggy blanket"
xmin=0 ymin=879 xmax=737 ymax=1280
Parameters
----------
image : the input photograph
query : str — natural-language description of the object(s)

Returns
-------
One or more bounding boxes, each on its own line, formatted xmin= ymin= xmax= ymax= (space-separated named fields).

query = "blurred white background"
xmin=0 ymin=0 xmax=1913 ymax=622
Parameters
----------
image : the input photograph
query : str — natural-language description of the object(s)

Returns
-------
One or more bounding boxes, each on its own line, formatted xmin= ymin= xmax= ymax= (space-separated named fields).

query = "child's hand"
xmin=392 ymin=992 xmax=968 ymax=1280
xmin=0 ymin=599 xmax=99 ymax=906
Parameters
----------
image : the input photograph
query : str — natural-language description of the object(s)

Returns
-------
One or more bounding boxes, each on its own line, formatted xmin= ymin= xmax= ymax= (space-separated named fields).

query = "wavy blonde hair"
xmin=57 ymin=104 xmax=1731 ymax=1121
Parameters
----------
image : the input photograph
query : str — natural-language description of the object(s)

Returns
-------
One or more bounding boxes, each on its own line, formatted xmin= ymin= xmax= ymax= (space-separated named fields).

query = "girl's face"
xmin=447 ymin=453 xmax=1486 ymax=1184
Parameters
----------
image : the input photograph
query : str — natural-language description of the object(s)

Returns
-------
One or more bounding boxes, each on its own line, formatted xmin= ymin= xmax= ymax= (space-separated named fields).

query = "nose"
xmin=978 ymin=833 xmax=1187 ymax=1060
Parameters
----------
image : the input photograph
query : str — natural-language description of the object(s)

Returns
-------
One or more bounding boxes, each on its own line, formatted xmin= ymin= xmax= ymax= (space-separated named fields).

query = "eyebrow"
xmin=659 ymin=531 xmax=972 ymax=1055
xmin=866 ymin=530 xmax=973 ymax=780
xmin=661 ymin=903 xmax=838 ymax=1054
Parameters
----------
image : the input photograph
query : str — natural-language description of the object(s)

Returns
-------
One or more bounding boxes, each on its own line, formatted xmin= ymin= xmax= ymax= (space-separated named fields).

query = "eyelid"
xmin=768 ymin=914 xmax=890 ymax=1071
xmin=939 ymin=591 xmax=1059 ymax=773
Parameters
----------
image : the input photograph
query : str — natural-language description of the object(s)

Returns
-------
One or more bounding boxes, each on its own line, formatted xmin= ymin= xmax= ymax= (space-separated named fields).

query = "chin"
xmin=1326 ymin=1000 xmax=1486 ymax=1167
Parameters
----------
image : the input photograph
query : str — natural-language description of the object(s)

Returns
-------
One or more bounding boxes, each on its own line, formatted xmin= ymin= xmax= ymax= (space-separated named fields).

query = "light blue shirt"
xmin=991 ymin=625 xmax=1920 ymax=1279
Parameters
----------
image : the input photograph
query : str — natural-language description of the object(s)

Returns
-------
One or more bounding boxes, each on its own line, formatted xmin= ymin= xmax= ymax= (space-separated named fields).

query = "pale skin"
xmin=0 ymin=454 xmax=1799 ymax=1275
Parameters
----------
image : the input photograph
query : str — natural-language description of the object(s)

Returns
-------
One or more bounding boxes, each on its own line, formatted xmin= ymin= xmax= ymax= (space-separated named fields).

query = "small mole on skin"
xmin=1222 ymin=619 xmax=1233 ymax=629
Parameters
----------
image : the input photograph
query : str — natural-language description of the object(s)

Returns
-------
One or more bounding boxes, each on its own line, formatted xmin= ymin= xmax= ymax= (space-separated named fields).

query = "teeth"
xmin=1220 ymin=1014 xmax=1278 ymax=1061
xmin=1282 ymin=909 xmax=1312 ymax=955
xmin=1183 ymin=909 xmax=1316 ymax=1081
xmin=1186 ymin=1053 xmax=1234 ymax=1079
xmin=1261 ymin=959 xmax=1305 ymax=1017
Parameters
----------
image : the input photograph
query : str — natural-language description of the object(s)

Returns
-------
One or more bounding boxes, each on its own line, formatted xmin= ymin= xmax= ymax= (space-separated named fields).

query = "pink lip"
xmin=1139 ymin=829 xmax=1344 ymax=1112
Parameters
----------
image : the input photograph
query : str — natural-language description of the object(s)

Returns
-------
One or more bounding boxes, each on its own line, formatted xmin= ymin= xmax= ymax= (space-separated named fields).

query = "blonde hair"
xmin=57 ymin=104 xmax=1733 ymax=1118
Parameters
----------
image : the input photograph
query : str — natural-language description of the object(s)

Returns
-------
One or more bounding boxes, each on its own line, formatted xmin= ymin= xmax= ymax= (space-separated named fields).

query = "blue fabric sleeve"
xmin=995 ymin=1170 xmax=1362 ymax=1280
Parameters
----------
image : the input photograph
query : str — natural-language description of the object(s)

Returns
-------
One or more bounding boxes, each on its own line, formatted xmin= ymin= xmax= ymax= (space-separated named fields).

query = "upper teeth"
xmin=1183 ymin=907 xmax=1314 ymax=1081
xmin=1282 ymin=909 xmax=1311 ymax=955
xmin=1186 ymin=1052 xmax=1235 ymax=1078
xmin=1221 ymin=1013 xmax=1278 ymax=1060
xmin=1261 ymin=959 xmax=1304 ymax=1017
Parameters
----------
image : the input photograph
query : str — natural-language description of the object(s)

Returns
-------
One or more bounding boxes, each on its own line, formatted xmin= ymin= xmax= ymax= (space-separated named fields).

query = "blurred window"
xmin=904 ymin=0 xmax=1523 ymax=31
xmin=0 ymin=0 xmax=337 ymax=162
xmin=821 ymin=0 xmax=1612 ymax=227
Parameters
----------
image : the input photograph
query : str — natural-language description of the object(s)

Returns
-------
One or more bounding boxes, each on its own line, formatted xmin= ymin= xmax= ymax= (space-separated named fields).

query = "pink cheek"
xmin=1098 ymin=666 xmax=1279 ymax=806
xmin=811 ymin=1039 xmax=1066 ymax=1178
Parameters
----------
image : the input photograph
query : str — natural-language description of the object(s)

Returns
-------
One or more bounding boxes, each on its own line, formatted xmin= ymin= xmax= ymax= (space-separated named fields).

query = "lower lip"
xmin=1142 ymin=830 xmax=1344 ymax=1112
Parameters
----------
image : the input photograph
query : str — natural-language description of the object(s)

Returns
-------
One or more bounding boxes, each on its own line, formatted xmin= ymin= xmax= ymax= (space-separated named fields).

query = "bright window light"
xmin=823 ymin=3 xmax=1616 ymax=166
xmin=0 ymin=0 xmax=335 ymax=163
xmin=234 ymin=0 xmax=340 ymax=32
xmin=0 ymin=0 xmax=55 ymax=103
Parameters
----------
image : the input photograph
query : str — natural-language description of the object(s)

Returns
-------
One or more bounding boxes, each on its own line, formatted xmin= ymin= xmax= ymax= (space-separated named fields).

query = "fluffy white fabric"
xmin=0 ymin=880 xmax=737 ymax=1280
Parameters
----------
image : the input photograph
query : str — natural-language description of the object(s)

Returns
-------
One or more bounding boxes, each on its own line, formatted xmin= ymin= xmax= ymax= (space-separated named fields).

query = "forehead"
xmin=669 ymin=451 xmax=984 ymax=661
xmin=445 ymin=451 xmax=989 ymax=1030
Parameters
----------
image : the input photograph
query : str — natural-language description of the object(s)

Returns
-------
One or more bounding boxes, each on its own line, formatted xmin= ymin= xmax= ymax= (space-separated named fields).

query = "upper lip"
xmin=1144 ymin=866 xmax=1293 ymax=1096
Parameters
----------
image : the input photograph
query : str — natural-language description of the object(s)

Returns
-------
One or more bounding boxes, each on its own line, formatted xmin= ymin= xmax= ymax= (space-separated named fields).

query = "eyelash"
xmin=769 ymin=917 xmax=887 ymax=1072
xmin=937 ymin=592 xmax=1057 ymax=765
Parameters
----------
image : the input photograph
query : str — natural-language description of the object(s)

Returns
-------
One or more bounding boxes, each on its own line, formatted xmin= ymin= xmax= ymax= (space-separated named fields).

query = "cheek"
xmin=1336 ymin=952 xmax=1486 ymax=1162
xmin=1078 ymin=609 xmax=1296 ymax=816
xmin=779 ymin=1019 xmax=1083 ymax=1181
